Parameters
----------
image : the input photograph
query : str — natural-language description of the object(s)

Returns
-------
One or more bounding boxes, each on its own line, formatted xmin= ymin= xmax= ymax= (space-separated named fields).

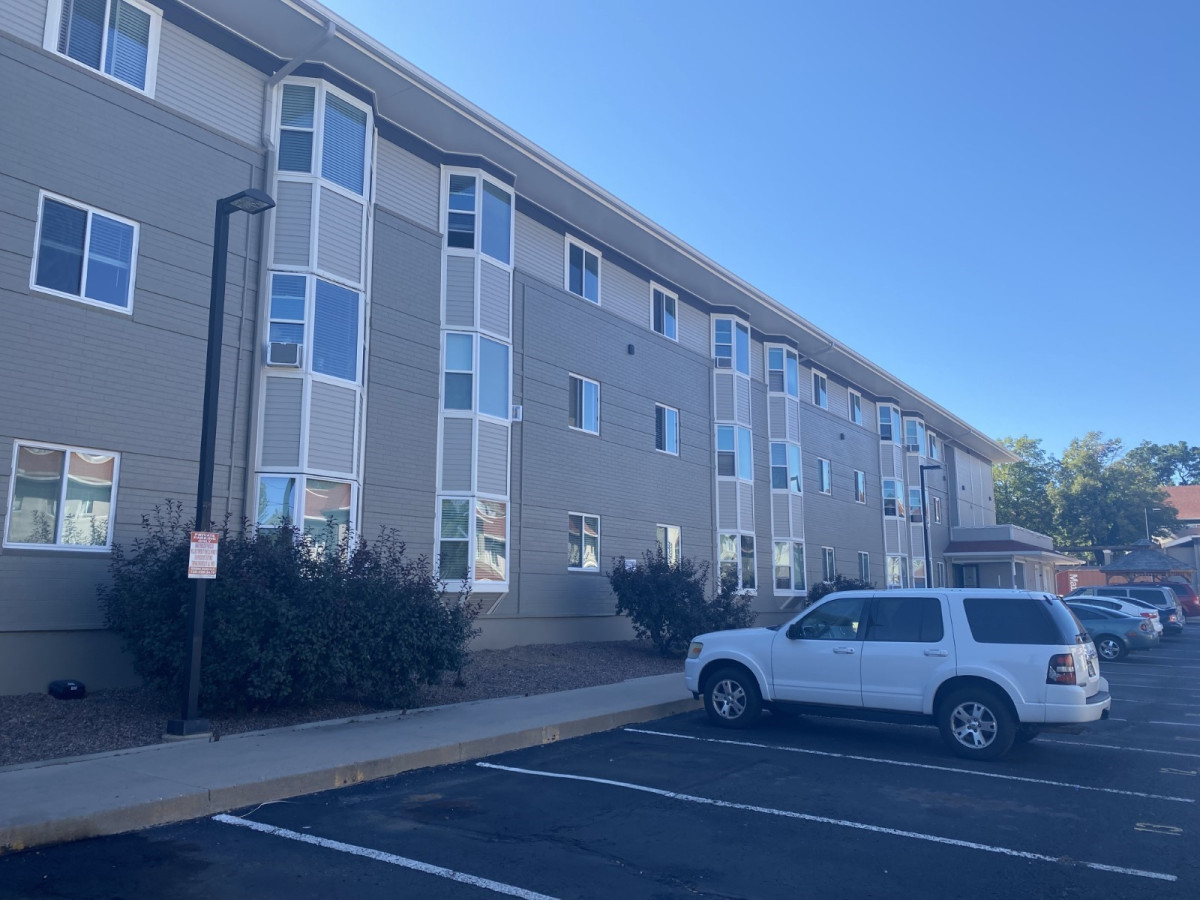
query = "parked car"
xmin=1161 ymin=581 xmax=1200 ymax=618
xmin=684 ymin=589 xmax=1111 ymax=761
xmin=1065 ymin=602 xmax=1159 ymax=661
xmin=1066 ymin=594 xmax=1163 ymax=636
xmin=1067 ymin=586 xmax=1185 ymax=635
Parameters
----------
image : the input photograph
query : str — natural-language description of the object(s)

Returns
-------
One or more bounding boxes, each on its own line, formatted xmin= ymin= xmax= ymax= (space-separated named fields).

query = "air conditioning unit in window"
xmin=715 ymin=357 xmax=732 ymax=369
xmin=267 ymin=342 xmax=302 ymax=367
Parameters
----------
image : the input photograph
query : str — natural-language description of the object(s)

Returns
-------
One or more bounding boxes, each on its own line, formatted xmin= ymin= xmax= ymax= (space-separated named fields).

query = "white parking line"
xmin=1151 ymin=721 xmax=1200 ymax=728
xmin=213 ymin=814 xmax=560 ymax=899
xmin=622 ymin=729 xmax=1192 ymax=803
xmin=476 ymin=763 xmax=1175 ymax=882
xmin=1040 ymin=739 xmax=1200 ymax=759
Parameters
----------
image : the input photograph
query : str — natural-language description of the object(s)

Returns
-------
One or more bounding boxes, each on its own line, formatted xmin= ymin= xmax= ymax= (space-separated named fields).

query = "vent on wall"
xmin=511 ymin=404 xmax=523 ymax=422
xmin=267 ymin=342 xmax=302 ymax=367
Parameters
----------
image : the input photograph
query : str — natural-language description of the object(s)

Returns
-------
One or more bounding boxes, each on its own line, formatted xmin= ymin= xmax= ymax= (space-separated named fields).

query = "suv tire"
xmin=704 ymin=666 xmax=762 ymax=729
xmin=938 ymin=687 xmax=1016 ymax=760
xmin=1095 ymin=635 xmax=1126 ymax=662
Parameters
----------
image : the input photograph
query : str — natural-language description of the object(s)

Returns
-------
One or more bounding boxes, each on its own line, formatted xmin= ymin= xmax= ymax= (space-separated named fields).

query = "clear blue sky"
xmin=324 ymin=0 xmax=1198 ymax=460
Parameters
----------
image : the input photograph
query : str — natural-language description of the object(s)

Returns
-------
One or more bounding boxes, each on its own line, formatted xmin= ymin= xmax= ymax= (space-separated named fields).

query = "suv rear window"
xmin=1125 ymin=587 xmax=1171 ymax=607
xmin=963 ymin=596 xmax=1076 ymax=645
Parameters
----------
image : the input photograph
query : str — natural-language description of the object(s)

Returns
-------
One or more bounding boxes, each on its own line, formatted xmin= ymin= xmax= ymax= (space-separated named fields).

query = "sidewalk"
xmin=0 ymin=674 xmax=699 ymax=854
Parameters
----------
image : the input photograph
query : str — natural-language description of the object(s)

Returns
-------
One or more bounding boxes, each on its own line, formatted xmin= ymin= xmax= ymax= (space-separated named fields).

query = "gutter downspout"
xmin=243 ymin=19 xmax=337 ymax=523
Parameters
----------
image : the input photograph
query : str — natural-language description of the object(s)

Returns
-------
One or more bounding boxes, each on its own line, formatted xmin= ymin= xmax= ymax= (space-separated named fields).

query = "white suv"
xmin=684 ymin=589 xmax=1111 ymax=760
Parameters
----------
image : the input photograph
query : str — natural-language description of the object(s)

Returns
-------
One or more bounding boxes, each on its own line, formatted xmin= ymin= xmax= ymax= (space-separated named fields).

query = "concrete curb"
xmin=1 ymin=689 xmax=699 ymax=854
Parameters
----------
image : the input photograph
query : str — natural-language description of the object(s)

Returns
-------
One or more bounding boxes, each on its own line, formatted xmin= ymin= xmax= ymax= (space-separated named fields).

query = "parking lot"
xmin=2 ymin=629 xmax=1198 ymax=899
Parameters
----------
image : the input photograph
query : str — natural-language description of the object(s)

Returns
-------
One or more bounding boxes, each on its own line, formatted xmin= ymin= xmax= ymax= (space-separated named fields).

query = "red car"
xmin=1162 ymin=582 xmax=1200 ymax=618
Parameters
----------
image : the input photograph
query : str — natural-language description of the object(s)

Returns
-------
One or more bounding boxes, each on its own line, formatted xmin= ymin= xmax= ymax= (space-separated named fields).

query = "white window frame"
xmin=265 ymin=273 xmax=364 ymax=385
xmin=654 ymin=403 xmax=679 ymax=455
xmin=848 ymin=390 xmax=863 ymax=425
xmin=770 ymin=442 xmax=802 ymax=494
xmin=719 ymin=532 xmax=757 ymax=593
xmin=822 ymin=546 xmax=835 ymax=581
xmin=564 ymin=235 xmax=601 ymax=304
xmin=713 ymin=317 xmax=749 ymax=374
xmin=650 ymin=282 xmax=678 ymax=341
xmin=882 ymin=479 xmax=904 ymax=518
xmin=717 ymin=425 xmax=753 ymax=482
xmin=858 ymin=551 xmax=870 ymax=583
xmin=927 ymin=431 xmax=940 ymax=461
xmin=568 ymin=511 xmax=601 ymax=572
xmin=441 ymin=168 xmax=515 ymax=268
xmin=4 ymin=441 xmax=120 ymax=550
xmin=568 ymin=373 xmax=600 ymax=435
xmin=765 ymin=345 xmax=799 ymax=397
xmin=773 ymin=540 xmax=806 ymax=594
xmin=656 ymin=523 xmax=682 ymax=565
xmin=932 ymin=495 xmax=943 ymax=524
xmin=44 ymin=0 xmax=163 ymax=95
xmin=912 ymin=557 xmax=928 ymax=589
xmin=908 ymin=487 xmax=923 ymax=523
xmin=254 ymin=474 xmax=358 ymax=543
xmin=435 ymin=495 xmax=510 ymax=588
xmin=853 ymin=469 xmax=866 ymax=504
xmin=817 ymin=457 xmax=832 ymax=495
xmin=878 ymin=404 xmax=899 ymax=442
xmin=31 ymin=191 xmax=139 ymax=313
xmin=936 ymin=560 xmax=946 ymax=588
xmin=811 ymin=369 xmax=828 ymax=409
xmin=886 ymin=554 xmax=907 ymax=589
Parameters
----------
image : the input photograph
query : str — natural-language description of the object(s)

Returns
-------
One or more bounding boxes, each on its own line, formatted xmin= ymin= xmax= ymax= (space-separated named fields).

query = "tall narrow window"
xmin=909 ymin=488 xmax=923 ymax=522
xmin=568 ymin=513 xmax=600 ymax=570
xmin=5 ymin=444 xmax=118 ymax=548
xmin=568 ymin=375 xmax=599 ymax=434
xmin=480 ymin=181 xmax=512 ymax=264
xmin=936 ymin=560 xmax=946 ymax=588
xmin=312 ymin=279 xmax=360 ymax=381
xmin=475 ymin=500 xmax=507 ymax=582
xmin=848 ymin=390 xmax=862 ymax=425
xmin=443 ymin=333 xmax=473 ymax=410
xmin=774 ymin=541 xmax=806 ymax=591
xmin=734 ymin=322 xmax=750 ymax=375
xmin=818 ymin=458 xmax=832 ymax=495
xmin=438 ymin=498 xmax=470 ymax=580
xmin=858 ymin=551 xmax=870 ymax=583
xmin=719 ymin=534 xmax=757 ymax=590
xmin=322 ymin=93 xmax=368 ymax=194
xmin=652 ymin=286 xmax=677 ymax=340
xmin=33 ymin=194 xmax=137 ymax=311
xmin=256 ymin=476 xmax=296 ymax=530
xmin=279 ymin=84 xmax=316 ymax=173
xmin=268 ymin=274 xmax=307 ymax=348
xmin=740 ymin=535 xmax=756 ymax=590
xmin=912 ymin=558 xmax=928 ymax=589
xmin=655 ymin=404 xmax=679 ymax=454
xmin=878 ymin=405 xmax=899 ymax=442
xmin=566 ymin=238 xmax=600 ymax=303
xmin=853 ymin=470 xmax=866 ymax=504
xmin=822 ymin=547 xmax=835 ymax=580
xmin=51 ymin=0 xmax=160 ymax=93
xmin=771 ymin=443 xmax=801 ymax=493
xmin=657 ymin=524 xmax=681 ymax=564
xmin=904 ymin=418 xmax=926 ymax=454
xmin=882 ymin=479 xmax=904 ymax=517
xmin=478 ymin=338 xmax=509 ymax=419
xmin=927 ymin=432 xmax=940 ymax=461
xmin=716 ymin=426 xmax=753 ymax=480
xmin=812 ymin=371 xmax=828 ymax=409
xmin=714 ymin=319 xmax=733 ymax=368
xmin=446 ymin=174 xmax=476 ymax=250
xmin=737 ymin=427 xmax=753 ymax=480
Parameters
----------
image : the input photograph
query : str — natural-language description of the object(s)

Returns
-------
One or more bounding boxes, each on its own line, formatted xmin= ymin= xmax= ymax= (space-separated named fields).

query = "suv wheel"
xmin=704 ymin=666 xmax=762 ymax=729
xmin=938 ymin=688 xmax=1016 ymax=760
xmin=1095 ymin=635 xmax=1126 ymax=662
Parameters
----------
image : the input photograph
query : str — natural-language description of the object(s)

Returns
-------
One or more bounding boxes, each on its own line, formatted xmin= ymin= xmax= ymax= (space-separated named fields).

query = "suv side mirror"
xmin=786 ymin=622 xmax=803 ymax=640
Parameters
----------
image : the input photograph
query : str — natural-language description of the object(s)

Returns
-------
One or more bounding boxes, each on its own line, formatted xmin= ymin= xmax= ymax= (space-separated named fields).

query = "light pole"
xmin=1144 ymin=507 xmax=1162 ymax=543
xmin=920 ymin=464 xmax=942 ymax=588
xmin=167 ymin=189 xmax=275 ymax=738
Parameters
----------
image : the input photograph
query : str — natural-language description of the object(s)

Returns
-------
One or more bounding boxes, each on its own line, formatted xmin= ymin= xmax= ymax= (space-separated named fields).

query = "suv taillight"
xmin=1047 ymin=653 xmax=1078 ymax=685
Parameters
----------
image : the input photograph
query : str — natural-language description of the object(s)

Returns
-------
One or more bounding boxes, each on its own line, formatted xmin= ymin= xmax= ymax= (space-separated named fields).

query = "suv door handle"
xmin=924 ymin=649 xmax=948 ymax=657
xmin=833 ymin=646 xmax=856 ymax=655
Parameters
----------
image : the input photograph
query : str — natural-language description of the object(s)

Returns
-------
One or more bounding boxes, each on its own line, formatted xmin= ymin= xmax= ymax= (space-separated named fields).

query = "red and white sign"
xmin=188 ymin=531 xmax=220 ymax=579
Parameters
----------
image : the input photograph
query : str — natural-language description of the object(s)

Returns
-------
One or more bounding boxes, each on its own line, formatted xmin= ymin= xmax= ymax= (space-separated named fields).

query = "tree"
xmin=993 ymin=436 xmax=1057 ymax=537
xmin=1123 ymin=441 xmax=1200 ymax=486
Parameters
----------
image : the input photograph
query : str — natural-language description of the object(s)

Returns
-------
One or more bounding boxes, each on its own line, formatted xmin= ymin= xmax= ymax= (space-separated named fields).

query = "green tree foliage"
xmin=609 ymin=549 xmax=756 ymax=656
xmin=806 ymin=573 xmax=875 ymax=607
xmin=1123 ymin=440 xmax=1200 ymax=486
xmin=993 ymin=433 xmax=1181 ymax=562
xmin=99 ymin=501 xmax=478 ymax=714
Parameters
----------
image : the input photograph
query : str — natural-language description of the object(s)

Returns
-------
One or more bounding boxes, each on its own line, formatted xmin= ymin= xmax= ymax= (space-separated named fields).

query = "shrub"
xmin=806 ymin=573 xmax=876 ymax=607
xmin=99 ymin=501 xmax=478 ymax=714
xmin=609 ymin=549 xmax=756 ymax=656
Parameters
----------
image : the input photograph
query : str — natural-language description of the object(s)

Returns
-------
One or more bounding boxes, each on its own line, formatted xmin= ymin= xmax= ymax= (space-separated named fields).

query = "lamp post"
xmin=919 ymin=464 xmax=942 ymax=589
xmin=166 ymin=189 xmax=275 ymax=738
xmin=1144 ymin=507 xmax=1162 ymax=543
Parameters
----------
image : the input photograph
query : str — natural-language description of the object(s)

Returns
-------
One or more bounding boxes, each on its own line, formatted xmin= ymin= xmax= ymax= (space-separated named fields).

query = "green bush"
xmin=99 ymin=500 xmax=478 ymax=714
xmin=806 ymin=573 xmax=876 ymax=607
xmin=609 ymin=549 xmax=756 ymax=656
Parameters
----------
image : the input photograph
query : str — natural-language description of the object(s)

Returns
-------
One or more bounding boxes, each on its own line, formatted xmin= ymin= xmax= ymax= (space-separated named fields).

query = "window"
xmin=568 ymin=513 xmax=600 ymax=571
xmin=882 ymin=479 xmax=904 ymax=517
xmin=866 ymin=596 xmax=944 ymax=643
xmin=47 ymin=0 xmax=161 ymax=93
xmin=848 ymin=390 xmax=863 ymax=425
xmin=853 ymin=470 xmax=866 ymax=504
xmin=858 ymin=551 xmax=870 ymax=583
xmin=766 ymin=347 xmax=799 ymax=397
xmin=878 ymin=405 xmax=900 ymax=442
xmin=717 ymin=426 xmax=753 ymax=480
xmin=652 ymin=285 xmax=677 ymax=340
xmin=443 ymin=334 xmax=473 ymax=410
xmin=268 ymin=274 xmax=306 ymax=349
xmin=812 ymin=370 xmax=828 ymax=409
xmin=774 ymin=541 xmax=806 ymax=592
xmin=5 ymin=443 xmax=117 ymax=548
xmin=904 ymin=418 xmax=926 ymax=454
xmin=256 ymin=476 xmax=354 ymax=546
xmin=566 ymin=238 xmax=600 ymax=303
xmin=655 ymin=404 xmax=679 ymax=454
xmin=908 ymin=488 xmax=923 ymax=522
xmin=444 ymin=172 xmax=512 ymax=264
xmin=719 ymin=533 xmax=756 ymax=591
xmin=770 ymin=443 xmax=801 ymax=493
xmin=927 ymin=431 xmax=940 ymax=461
xmin=443 ymin=334 xmax=509 ymax=418
xmin=912 ymin=557 xmax=927 ymax=588
xmin=817 ymin=458 xmax=832 ymax=495
xmin=321 ymin=93 xmax=368 ymax=194
xmin=932 ymin=495 xmax=942 ymax=524
xmin=963 ymin=596 xmax=1066 ymax=645
xmin=312 ymin=279 xmax=360 ymax=381
xmin=438 ymin=497 xmax=507 ymax=582
xmin=568 ymin=375 xmax=599 ymax=434
xmin=936 ymin=560 xmax=946 ymax=588
xmin=713 ymin=318 xmax=749 ymax=374
xmin=33 ymin=193 xmax=137 ymax=311
xmin=822 ymin=546 xmax=835 ymax=580
xmin=657 ymin=524 xmax=681 ymax=565
xmin=886 ymin=554 xmax=907 ymax=588
xmin=478 ymin=338 xmax=510 ymax=419
xmin=796 ymin=596 xmax=864 ymax=641
xmin=279 ymin=84 xmax=315 ymax=173
xmin=277 ymin=83 xmax=368 ymax=195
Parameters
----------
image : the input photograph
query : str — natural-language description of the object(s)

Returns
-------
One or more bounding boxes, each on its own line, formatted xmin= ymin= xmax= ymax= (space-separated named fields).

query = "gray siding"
xmin=440 ymin=418 xmax=473 ymax=491
xmin=478 ymin=259 xmax=510 ymax=339
xmin=477 ymin=419 xmax=508 ymax=495
xmin=678 ymin=302 xmax=709 ymax=358
xmin=737 ymin=481 xmax=754 ymax=531
xmin=3 ymin=0 xmax=46 ymax=44
xmin=307 ymin=380 xmax=357 ymax=473
xmin=514 ymin=211 xmax=560 ymax=288
xmin=316 ymin=186 xmax=364 ymax=285
xmin=714 ymin=374 xmax=735 ymax=421
xmin=444 ymin=255 xmax=475 ymax=327
xmin=717 ymin=482 xmax=736 ymax=530
xmin=260 ymin=376 xmax=303 ymax=466
xmin=272 ymin=180 xmax=313 ymax=267
xmin=602 ymin=259 xmax=646 ymax=329
xmin=735 ymin=376 xmax=751 ymax=426
xmin=374 ymin=139 xmax=439 ymax=231
xmin=156 ymin=22 xmax=265 ymax=146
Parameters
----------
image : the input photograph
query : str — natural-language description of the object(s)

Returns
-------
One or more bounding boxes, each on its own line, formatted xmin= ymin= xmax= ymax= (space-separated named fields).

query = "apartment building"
xmin=0 ymin=0 xmax=1025 ymax=694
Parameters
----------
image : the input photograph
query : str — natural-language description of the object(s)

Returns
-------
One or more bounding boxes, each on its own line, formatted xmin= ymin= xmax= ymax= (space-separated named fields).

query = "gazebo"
xmin=1099 ymin=539 xmax=1196 ymax=584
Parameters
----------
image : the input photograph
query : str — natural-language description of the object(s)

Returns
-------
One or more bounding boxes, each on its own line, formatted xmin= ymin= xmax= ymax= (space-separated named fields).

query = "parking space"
xmin=1 ymin=630 xmax=1198 ymax=899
